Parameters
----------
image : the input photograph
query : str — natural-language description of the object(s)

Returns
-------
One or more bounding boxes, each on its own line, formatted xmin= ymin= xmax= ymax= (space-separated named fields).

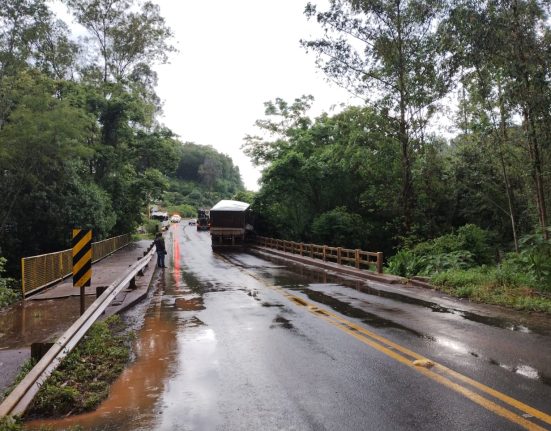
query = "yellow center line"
xmin=271 ymin=285 xmax=551 ymax=431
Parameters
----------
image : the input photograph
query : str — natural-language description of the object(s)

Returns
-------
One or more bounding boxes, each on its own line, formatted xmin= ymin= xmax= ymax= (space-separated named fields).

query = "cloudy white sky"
xmin=51 ymin=0 xmax=458 ymax=191
xmin=152 ymin=0 xmax=357 ymax=190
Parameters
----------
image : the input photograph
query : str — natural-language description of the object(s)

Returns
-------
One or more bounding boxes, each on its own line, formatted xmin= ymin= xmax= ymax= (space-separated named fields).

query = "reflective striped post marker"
xmin=72 ymin=229 xmax=92 ymax=315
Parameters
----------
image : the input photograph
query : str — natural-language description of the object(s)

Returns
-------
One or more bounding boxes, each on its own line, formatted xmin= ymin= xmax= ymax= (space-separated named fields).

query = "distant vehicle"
xmin=188 ymin=220 xmax=196 ymax=226
xmin=197 ymin=208 xmax=210 ymax=231
xmin=209 ymin=200 xmax=253 ymax=249
xmin=151 ymin=211 xmax=168 ymax=221
xmin=151 ymin=211 xmax=169 ymax=231
xmin=170 ymin=214 xmax=181 ymax=223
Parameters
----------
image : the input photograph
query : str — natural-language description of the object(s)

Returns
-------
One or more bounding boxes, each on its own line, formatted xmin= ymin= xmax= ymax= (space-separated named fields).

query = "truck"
xmin=209 ymin=200 xmax=253 ymax=249
xmin=197 ymin=208 xmax=210 ymax=231
xmin=151 ymin=211 xmax=170 ymax=231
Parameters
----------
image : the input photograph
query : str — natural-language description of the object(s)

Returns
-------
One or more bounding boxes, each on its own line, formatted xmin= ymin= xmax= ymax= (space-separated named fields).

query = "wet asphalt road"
xmin=27 ymin=223 xmax=551 ymax=430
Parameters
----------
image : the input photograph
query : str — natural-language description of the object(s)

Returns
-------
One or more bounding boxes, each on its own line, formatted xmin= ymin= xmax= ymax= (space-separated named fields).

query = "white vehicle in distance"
xmin=170 ymin=214 xmax=181 ymax=223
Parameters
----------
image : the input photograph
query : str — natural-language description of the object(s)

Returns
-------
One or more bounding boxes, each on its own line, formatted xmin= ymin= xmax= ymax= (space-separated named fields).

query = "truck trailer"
xmin=209 ymin=200 xmax=252 ymax=249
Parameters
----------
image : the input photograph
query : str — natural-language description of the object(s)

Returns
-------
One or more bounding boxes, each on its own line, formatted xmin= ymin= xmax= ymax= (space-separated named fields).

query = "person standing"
xmin=154 ymin=232 xmax=167 ymax=268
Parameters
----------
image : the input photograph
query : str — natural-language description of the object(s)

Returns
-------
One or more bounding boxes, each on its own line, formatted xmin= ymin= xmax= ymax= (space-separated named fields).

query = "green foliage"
xmin=0 ymin=416 xmax=23 ymax=431
xmin=174 ymin=143 xmax=244 ymax=193
xmin=498 ymin=233 xmax=551 ymax=291
xmin=0 ymin=1 xmax=194 ymax=275
xmin=0 ymin=258 xmax=19 ymax=309
xmin=28 ymin=316 xmax=131 ymax=417
xmin=164 ymin=144 xmax=245 ymax=218
xmin=311 ymin=207 xmax=366 ymax=249
xmin=387 ymin=224 xmax=492 ymax=277
xmin=232 ymin=190 xmax=256 ymax=204
xmin=143 ymin=219 xmax=161 ymax=235
xmin=431 ymin=267 xmax=551 ymax=313
xmin=165 ymin=204 xmax=195 ymax=218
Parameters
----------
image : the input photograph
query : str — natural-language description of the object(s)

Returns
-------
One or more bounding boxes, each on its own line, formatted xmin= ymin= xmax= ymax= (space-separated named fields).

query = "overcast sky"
xmin=152 ymin=0 xmax=357 ymax=190
xmin=50 ymin=0 xmax=457 ymax=191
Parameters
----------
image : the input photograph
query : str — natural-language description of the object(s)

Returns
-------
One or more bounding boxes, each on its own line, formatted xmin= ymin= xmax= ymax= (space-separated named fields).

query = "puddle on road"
xmin=0 ymin=296 xmax=96 ymax=349
xmin=486 ymin=359 xmax=551 ymax=387
xmin=288 ymin=286 xmax=425 ymax=338
xmin=271 ymin=315 xmax=294 ymax=330
xmin=25 ymin=243 xmax=210 ymax=431
xmin=253 ymin=251 xmax=548 ymax=335
xmin=175 ymin=297 xmax=205 ymax=311
xmin=254 ymin=254 xmax=551 ymax=388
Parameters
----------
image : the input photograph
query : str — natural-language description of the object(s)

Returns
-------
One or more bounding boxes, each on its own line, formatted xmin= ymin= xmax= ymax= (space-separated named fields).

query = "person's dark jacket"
xmin=154 ymin=236 xmax=166 ymax=254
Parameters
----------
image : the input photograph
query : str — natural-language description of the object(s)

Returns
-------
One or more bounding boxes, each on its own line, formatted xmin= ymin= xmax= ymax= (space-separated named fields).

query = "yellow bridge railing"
xmin=255 ymin=236 xmax=384 ymax=274
xmin=21 ymin=234 xmax=132 ymax=297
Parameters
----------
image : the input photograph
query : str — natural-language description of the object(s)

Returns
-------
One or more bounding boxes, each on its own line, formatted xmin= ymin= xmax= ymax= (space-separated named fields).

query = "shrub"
xmin=385 ymin=249 xmax=425 ymax=278
xmin=387 ymin=224 xmax=492 ymax=277
xmin=515 ymin=233 xmax=551 ymax=291
xmin=0 ymin=258 xmax=19 ymax=309
xmin=311 ymin=207 xmax=367 ymax=249
xmin=144 ymin=219 xmax=161 ymax=234
xmin=0 ymin=416 xmax=23 ymax=431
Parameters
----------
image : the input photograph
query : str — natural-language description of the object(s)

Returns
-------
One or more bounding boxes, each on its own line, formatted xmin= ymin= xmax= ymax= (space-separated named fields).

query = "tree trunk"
xmin=396 ymin=0 xmax=413 ymax=234
xmin=510 ymin=0 xmax=548 ymax=239
xmin=497 ymin=80 xmax=519 ymax=252
xmin=524 ymin=108 xmax=548 ymax=240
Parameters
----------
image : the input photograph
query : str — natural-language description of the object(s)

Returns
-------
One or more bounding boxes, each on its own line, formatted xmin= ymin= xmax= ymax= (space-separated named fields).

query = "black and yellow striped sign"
xmin=72 ymin=229 xmax=92 ymax=288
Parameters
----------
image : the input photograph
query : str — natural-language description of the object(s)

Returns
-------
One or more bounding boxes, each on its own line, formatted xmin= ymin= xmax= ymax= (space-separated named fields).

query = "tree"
xmin=302 ymin=0 xmax=449 ymax=234
xmin=63 ymin=0 xmax=174 ymax=83
xmin=0 ymin=0 xmax=74 ymax=127
xmin=441 ymin=0 xmax=551 ymax=240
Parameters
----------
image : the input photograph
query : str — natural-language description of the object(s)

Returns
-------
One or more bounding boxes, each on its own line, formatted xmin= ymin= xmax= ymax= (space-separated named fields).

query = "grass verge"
xmin=0 ymin=416 xmax=23 ymax=431
xmin=431 ymin=268 xmax=551 ymax=313
xmin=19 ymin=315 xmax=132 ymax=419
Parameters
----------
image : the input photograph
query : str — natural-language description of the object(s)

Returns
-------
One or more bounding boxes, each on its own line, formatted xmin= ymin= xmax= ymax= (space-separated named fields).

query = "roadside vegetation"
xmin=385 ymin=226 xmax=551 ymax=313
xmin=0 ymin=416 xmax=23 ymax=431
xmin=19 ymin=316 xmax=132 ymax=418
xmin=243 ymin=1 xmax=551 ymax=313
xmin=0 ymin=258 xmax=19 ymax=310
xmin=0 ymin=317 xmax=130 ymax=428
xmin=0 ymin=0 xmax=244 ymax=278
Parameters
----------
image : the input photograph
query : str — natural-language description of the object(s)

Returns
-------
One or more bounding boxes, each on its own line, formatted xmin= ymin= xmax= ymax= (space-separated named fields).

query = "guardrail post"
xmin=337 ymin=247 xmax=342 ymax=265
xmin=355 ymin=249 xmax=360 ymax=269
xmin=31 ymin=343 xmax=55 ymax=362
xmin=129 ymin=276 xmax=137 ymax=290
xmin=96 ymin=285 xmax=108 ymax=298
xmin=310 ymin=244 xmax=314 ymax=258
xmin=376 ymin=252 xmax=383 ymax=273
xmin=323 ymin=245 xmax=327 ymax=261
xmin=300 ymin=243 xmax=303 ymax=256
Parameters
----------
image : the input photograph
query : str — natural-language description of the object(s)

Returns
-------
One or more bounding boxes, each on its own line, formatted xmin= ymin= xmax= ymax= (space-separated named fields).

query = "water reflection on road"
xmin=0 ymin=296 xmax=96 ymax=349
xmin=26 ymin=228 xmax=194 ymax=431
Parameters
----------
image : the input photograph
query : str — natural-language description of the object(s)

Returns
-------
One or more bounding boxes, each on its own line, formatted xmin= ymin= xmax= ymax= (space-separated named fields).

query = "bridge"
xmin=1 ymin=222 xmax=551 ymax=430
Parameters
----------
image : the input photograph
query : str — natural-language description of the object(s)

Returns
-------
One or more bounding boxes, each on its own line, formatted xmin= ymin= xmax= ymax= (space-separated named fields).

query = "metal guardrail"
xmin=0 ymin=243 xmax=155 ymax=419
xmin=256 ymin=236 xmax=384 ymax=273
xmin=21 ymin=234 xmax=132 ymax=297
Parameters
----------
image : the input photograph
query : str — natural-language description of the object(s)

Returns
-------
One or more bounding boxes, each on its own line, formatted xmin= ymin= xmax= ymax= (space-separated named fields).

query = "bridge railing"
xmin=255 ymin=236 xmax=383 ymax=274
xmin=21 ymin=233 xmax=132 ymax=297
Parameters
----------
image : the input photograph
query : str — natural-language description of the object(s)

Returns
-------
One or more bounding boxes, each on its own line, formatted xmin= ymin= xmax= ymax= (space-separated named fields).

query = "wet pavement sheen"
xmin=25 ymin=224 xmax=551 ymax=430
